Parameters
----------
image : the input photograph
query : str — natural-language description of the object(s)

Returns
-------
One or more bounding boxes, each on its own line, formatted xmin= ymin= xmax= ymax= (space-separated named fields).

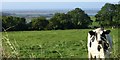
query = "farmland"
xmin=2 ymin=28 xmax=119 ymax=58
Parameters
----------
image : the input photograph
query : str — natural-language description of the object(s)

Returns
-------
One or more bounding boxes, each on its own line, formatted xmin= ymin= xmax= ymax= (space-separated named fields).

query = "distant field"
xmin=2 ymin=28 xmax=119 ymax=58
xmin=90 ymin=16 xmax=100 ymax=27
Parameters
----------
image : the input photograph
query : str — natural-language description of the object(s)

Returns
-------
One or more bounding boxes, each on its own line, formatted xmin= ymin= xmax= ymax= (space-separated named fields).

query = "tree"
xmin=14 ymin=17 xmax=27 ymax=30
xmin=48 ymin=8 xmax=92 ymax=30
xmin=95 ymin=3 xmax=120 ymax=27
xmin=31 ymin=17 xmax=49 ymax=30
xmin=2 ymin=16 xmax=27 ymax=31
xmin=48 ymin=13 xmax=73 ymax=30
xmin=113 ymin=4 xmax=120 ymax=27
xmin=67 ymin=8 xmax=92 ymax=28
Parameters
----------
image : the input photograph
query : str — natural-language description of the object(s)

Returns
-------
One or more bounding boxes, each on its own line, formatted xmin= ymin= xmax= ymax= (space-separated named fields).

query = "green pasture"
xmin=2 ymin=28 xmax=119 ymax=58
xmin=90 ymin=16 xmax=100 ymax=27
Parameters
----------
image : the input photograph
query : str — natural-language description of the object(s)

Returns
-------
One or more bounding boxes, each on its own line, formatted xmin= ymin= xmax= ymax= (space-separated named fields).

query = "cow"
xmin=87 ymin=28 xmax=112 ymax=60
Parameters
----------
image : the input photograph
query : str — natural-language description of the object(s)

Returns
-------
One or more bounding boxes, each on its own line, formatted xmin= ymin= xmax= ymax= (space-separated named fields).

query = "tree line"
xmin=2 ymin=8 xmax=92 ymax=31
xmin=1 ymin=3 xmax=120 ymax=31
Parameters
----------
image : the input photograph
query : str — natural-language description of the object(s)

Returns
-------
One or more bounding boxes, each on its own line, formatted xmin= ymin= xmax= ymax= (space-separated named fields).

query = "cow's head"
xmin=89 ymin=28 xmax=111 ymax=44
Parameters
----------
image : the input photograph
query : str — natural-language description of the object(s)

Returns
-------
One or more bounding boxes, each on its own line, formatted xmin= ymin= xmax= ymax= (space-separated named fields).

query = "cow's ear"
xmin=89 ymin=31 xmax=95 ymax=35
xmin=104 ymin=30 xmax=111 ymax=34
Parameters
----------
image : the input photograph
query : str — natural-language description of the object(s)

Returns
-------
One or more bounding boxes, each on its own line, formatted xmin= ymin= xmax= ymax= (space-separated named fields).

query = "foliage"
xmin=2 ymin=16 xmax=27 ymax=31
xmin=48 ymin=8 xmax=92 ymax=30
xmin=2 ymin=8 xmax=92 ymax=31
xmin=30 ymin=16 xmax=49 ymax=30
xmin=67 ymin=8 xmax=92 ymax=28
xmin=95 ymin=3 xmax=120 ymax=27
xmin=47 ymin=13 xmax=73 ymax=30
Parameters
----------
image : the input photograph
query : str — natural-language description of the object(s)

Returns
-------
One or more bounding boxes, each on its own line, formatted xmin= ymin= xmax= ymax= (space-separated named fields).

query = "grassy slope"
xmin=2 ymin=28 xmax=119 ymax=58
xmin=90 ymin=16 xmax=100 ymax=27
xmin=2 ymin=29 xmax=90 ymax=58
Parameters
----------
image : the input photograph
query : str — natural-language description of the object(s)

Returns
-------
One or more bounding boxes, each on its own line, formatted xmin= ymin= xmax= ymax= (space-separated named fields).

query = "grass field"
xmin=90 ymin=16 xmax=100 ymax=27
xmin=2 ymin=28 xmax=119 ymax=58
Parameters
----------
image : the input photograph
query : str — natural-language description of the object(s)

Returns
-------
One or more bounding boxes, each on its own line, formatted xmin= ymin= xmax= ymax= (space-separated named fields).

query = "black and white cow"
xmin=87 ymin=28 xmax=112 ymax=60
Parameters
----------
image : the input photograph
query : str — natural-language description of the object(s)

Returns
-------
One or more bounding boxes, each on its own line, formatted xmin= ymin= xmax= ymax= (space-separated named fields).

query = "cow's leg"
xmin=95 ymin=55 xmax=100 ymax=60
xmin=99 ymin=53 xmax=105 ymax=60
xmin=106 ymin=50 xmax=110 ymax=58
xmin=88 ymin=52 xmax=92 ymax=60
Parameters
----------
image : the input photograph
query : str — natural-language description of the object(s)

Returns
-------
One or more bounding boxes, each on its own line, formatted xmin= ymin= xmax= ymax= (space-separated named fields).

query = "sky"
xmin=1 ymin=0 xmax=119 ymax=11
xmin=2 ymin=2 xmax=106 ymax=10
xmin=1 ymin=0 xmax=120 ymax=2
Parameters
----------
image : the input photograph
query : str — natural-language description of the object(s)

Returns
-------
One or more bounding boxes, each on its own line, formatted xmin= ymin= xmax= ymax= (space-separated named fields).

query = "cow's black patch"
xmin=90 ymin=35 xmax=92 ymax=38
xmin=104 ymin=43 xmax=109 ymax=51
xmin=97 ymin=45 xmax=101 ymax=51
xmin=98 ymin=41 xmax=102 ymax=44
xmin=101 ymin=33 xmax=106 ymax=39
xmin=103 ymin=30 xmax=111 ymax=34
xmin=91 ymin=36 xmax=95 ymax=42
xmin=95 ymin=33 xmax=98 ymax=40
xmin=94 ymin=56 xmax=96 ymax=58
xmin=89 ymin=31 xmax=95 ymax=35
xmin=90 ymin=42 xmax=92 ymax=47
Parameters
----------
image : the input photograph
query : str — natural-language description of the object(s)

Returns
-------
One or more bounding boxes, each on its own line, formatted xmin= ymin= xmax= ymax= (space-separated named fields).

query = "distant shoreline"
xmin=1 ymin=9 xmax=99 ymax=23
xmin=2 ymin=9 xmax=99 ymax=16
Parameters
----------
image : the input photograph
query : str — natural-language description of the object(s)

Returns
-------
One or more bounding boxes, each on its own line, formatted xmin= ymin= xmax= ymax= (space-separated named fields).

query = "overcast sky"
xmin=1 ymin=0 xmax=119 ymax=11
